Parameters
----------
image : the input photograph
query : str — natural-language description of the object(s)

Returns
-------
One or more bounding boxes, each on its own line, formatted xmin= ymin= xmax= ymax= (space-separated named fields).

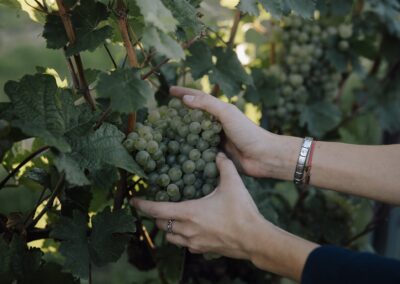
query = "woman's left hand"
xmin=130 ymin=152 xmax=265 ymax=259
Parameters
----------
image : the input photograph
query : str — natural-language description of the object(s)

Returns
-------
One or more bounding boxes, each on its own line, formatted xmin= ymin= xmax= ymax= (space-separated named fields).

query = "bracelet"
xmin=293 ymin=137 xmax=314 ymax=186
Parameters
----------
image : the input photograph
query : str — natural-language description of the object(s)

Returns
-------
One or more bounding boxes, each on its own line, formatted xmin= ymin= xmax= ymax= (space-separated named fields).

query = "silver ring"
xmin=166 ymin=219 xmax=175 ymax=234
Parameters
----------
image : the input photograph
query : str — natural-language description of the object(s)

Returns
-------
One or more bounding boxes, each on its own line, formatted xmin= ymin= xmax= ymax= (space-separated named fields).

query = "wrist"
xmin=261 ymin=133 xmax=302 ymax=181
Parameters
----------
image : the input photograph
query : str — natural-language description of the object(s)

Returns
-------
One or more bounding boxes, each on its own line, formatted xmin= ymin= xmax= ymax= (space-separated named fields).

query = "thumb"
xmin=216 ymin=152 xmax=241 ymax=185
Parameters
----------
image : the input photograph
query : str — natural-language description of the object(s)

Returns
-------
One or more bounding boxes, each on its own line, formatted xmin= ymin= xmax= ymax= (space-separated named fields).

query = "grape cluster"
xmin=123 ymin=98 xmax=222 ymax=202
xmin=266 ymin=17 xmax=352 ymax=130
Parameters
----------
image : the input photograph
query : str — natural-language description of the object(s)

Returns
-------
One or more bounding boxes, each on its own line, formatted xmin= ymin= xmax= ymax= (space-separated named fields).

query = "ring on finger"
xmin=166 ymin=219 xmax=175 ymax=234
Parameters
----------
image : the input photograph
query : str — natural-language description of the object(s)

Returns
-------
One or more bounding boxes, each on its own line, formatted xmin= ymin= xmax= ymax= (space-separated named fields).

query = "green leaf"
xmin=42 ymin=0 xmax=112 ymax=56
xmin=209 ymin=47 xmax=253 ymax=98
xmin=339 ymin=113 xmax=382 ymax=145
xmin=259 ymin=0 xmax=316 ymax=18
xmin=51 ymin=207 xmax=136 ymax=279
xmin=237 ymin=0 xmax=260 ymax=16
xmin=89 ymin=207 xmax=136 ymax=266
xmin=162 ymin=0 xmax=203 ymax=35
xmin=364 ymin=0 xmax=400 ymax=37
xmin=22 ymin=262 xmax=79 ymax=284
xmin=4 ymin=74 xmax=70 ymax=152
xmin=96 ymin=69 xmax=153 ymax=114
xmin=50 ymin=211 xmax=90 ymax=278
xmin=299 ymin=101 xmax=342 ymax=137
xmin=135 ymin=0 xmax=178 ymax=33
xmin=0 ymin=185 xmax=42 ymax=216
xmin=142 ymin=26 xmax=185 ymax=60
xmin=157 ymin=245 xmax=185 ymax=283
xmin=186 ymin=41 xmax=214 ymax=79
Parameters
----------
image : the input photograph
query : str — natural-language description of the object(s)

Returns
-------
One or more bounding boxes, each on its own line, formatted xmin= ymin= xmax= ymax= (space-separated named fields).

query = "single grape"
xmin=151 ymin=149 xmax=163 ymax=161
xmin=178 ymin=108 xmax=188 ymax=117
xmin=135 ymin=151 xmax=150 ymax=166
xmin=166 ymin=154 xmax=177 ymax=166
xmin=158 ymin=165 xmax=170 ymax=174
xmin=167 ymin=184 xmax=180 ymax=198
xmin=183 ymin=185 xmax=196 ymax=198
xmin=138 ymin=125 xmax=152 ymax=136
xmin=168 ymin=167 xmax=183 ymax=182
xmin=148 ymin=184 xmax=160 ymax=195
xmin=187 ymin=133 xmax=199 ymax=146
xmin=193 ymin=178 xmax=203 ymax=189
xmin=168 ymin=98 xmax=183 ymax=109
xmin=156 ymin=156 xmax=166 ymax=167
xmin=189 ymin=121 xmax=202 ymax=134
xmin=202 ymin=184 xmax=214 ymax=196
xmin=123 ymin=138 xmax=135 ymax=152
xmin=338 ymin=24 xmax=352 ymax=39
xmin=168 ymin=140 xmax=180 ymax=154
xmin=157 ymin=174 xmax=170 ymax=187
xmin=159 ymin=143 xmax=168 ymax=153
xmin=134 ymin=138 xmax=147 ymax=151
xmin=177 ymin=125 xmax=189 ymax=137
xmin=201 ymin=130 xmax=214 ymax=142
xmin=168 ymin=108 xmax=178 ymax=117
xmin=201 ymin=120 xmax=212 ymax=130
xmin=183 ymin=173 xmax=196 ymax=185
xmin=210 ymin=135 xmax=220 ymax=147
xmin=338 ymin=40 xmax=349 ymax=51
xmin=142 ymin=132 xmax=153 ymax=141
xmin=148 ymin=110 xmax=161 ymax=123
xmin=148 ymin=172 xmax=159 ymax=185
xmin=195 ymin=159 xmax=206 ymax=171
xmin=127 ymin=132 xmax=139 ymax=141
xmin=180 ymin=144 xmax=193 ymax=155
xmin=144 ymin=159 xmax=156 ymax=172
xmin=204 ymin=162 xmax=218 ymax=178
xmin=196 ymin=139 xmax=209 ymax=152
xmin=153 ymin=131 xmax=163 ymax=142
xmin=177 ymin=154 xmax=188 ymax=164
xmin=190 ymin=109 xmax=204 ymax=122
xmin=211 ymin=122 xmax=222 ymax=134
xmin=182 ymin=160 xmax=196 ymax=174
xmin=135 ymin=122 xmax=144 ymax=130
xmin=170 ymin=119 xmax=182 ymax=131
xmin=183 ymin=114 xmax=192 ymax=124
xmin=202 ymin=149 xmax=216 ymax=162
xmin=175 ymin=179 xmax=185 ymax=189
xmin=146 ymin=140 xmax=159 ymax=154
xmin=155 ymin=191 xmax=170 ymax=202
xmin=189 ymin=149 xmax=201 ymax=161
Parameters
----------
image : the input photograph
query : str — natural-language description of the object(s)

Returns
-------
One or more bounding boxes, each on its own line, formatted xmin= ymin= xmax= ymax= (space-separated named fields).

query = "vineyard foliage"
xmin=0 ymin=0 xmax=399 ymax=283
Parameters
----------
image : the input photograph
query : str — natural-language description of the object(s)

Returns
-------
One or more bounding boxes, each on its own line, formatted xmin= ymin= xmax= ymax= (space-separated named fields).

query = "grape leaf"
xmin=142 ymin=26 xmax=185 ymax=60
xmin=209 ymin=47 xmax=253 ymax=98
xmin=157 ymin=245 xmax=185 ymax=283
xmin=0 ymin=185 xmax=42 ymax=216
xmin=96 ymin=69 xmax=153 ymax=114
xmin=364 ymin=0 xmax=400 ymax=37
xmin=186 ymin=41 xmax=214 ymax=79
xmin=54 ymin=153 xmax=90 ymax=186
xmin=162 ymin=0 xmax=204 ymax=35
xmin=51 ymin=208 xmax=136 ymax=279
xmin=259 ymin=0 xmax=316 ymax=18
xmin=135 ymin=0 xmax=178 ymax=33
xmin=42 ymin=0 xmax=112 ymax=56
xmin=23 ymin=262 xmax=79 ymax=284
xmin=299 ymin=101 xmax=342 ymax=137
xmin=4 ymin=74 xmax=70 ymax=152
xmin=237 ymin=0 xmax=260 ymax=16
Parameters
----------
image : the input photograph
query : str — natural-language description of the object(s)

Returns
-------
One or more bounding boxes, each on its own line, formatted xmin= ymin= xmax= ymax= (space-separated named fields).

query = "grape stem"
xmin=0 ymin=146 xmax=50 ymax=190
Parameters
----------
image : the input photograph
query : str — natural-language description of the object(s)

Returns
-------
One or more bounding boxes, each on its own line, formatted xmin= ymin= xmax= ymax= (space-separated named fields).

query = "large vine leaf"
xmin=96 ymin=69 xmax=153 ymax=114
xmin=209 ymin=47 xmax=253 ymax=98
xmin=299 ymin=101 xmax=342 ymax=137
xmin=51 ymin=207 xmax=136 ymax=279
xmin=4 ymin=74 xmax=70 ymax=152
xmin=142 ymin=26 xmax=185 ymax=60
xmin=42 ymin=0 xmax=112 ymax=56
xmin=186 ymin=41 xmax=214 ymax=80
xmin=364 ymin=0 xmax=400 ymax=37
xmin=237 ymin=0 xmax=260 ymax=16
xmin=258 ymin=0 xmax=316 ymax=18
xmin=135 ymin=0 xmax=178 ymax=33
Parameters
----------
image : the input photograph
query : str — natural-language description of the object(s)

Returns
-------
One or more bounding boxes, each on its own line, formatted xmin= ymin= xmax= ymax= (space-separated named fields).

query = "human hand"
xmin=170 ymin=86 xmax=301 ymax=180
xmin=130 ymin=152 xmax=266 ymax=259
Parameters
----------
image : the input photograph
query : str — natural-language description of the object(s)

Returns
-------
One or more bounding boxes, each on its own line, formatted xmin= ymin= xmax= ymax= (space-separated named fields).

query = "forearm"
xmin=245 ymin=218 xmax=319 ymax=281
xmin=264 ymin=134 xmax=400 ymax=204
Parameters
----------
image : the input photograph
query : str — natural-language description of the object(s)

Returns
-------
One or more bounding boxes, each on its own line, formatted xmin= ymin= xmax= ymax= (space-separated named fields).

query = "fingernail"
xmin=217 ymin=152 xmax=226 ymax=159
xmin=183 ymin=95 xmax=195 ymax=103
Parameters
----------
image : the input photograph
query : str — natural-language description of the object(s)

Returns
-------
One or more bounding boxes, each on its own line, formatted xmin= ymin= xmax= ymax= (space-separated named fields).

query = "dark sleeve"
xmin=301 ymin=245 xmax=400 ymax=284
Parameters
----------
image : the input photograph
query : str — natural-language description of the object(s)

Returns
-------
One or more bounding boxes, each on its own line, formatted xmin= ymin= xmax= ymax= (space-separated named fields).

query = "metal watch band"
xmin=294 ymin=137 xmax=313 ymax=185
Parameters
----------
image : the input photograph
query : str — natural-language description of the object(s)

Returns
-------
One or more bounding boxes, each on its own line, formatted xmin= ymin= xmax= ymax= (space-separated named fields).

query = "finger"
xmin=130 ymin=198 xmax=185 ymax=220
xmin=223 ymin=140 xmax=245 ymax=173
xmin=166 ymin=233 xmax=189 ymax=248
xmin=216 ymin=152 xmax=241 ymax=186
xmin=170 ymin=86 xmax=235 ymax=122
xmin=189 ymin=248 xmax=202 ymax=254
xmin=156 ymin=219 xmax=187 ymax=236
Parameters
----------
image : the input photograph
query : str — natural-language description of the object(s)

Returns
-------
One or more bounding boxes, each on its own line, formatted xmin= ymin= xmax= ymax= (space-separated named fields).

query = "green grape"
xmin=210 ymin=135 xmax=220 ymax=147
xmin=123 ymin=138 xmax=135 ymax=152
xmin=204 ymin=162 xmax=218 ymax=178
xmin=166 ymin=131 xmax=175 ymax=139
xmin=183 ymin=114 xmax=192 ymax=124
xmin=157 ymin=174 xmax=170 ymax=187
xmin=135 ymin=122 xmax=144 ymax=130
xmin=154 ymin=120 xmax=168 ymax=130
xmin=158 ymin=105 xmax=169 ymax=116
xmin=338 ymin=24 xmax=352 ymax=39
xmin=195 ymin=159 xmax=206 ymax=171
xmin=134 ymin=138 xmax=147 ymax=151
xmin=289 ymin=74 xmax=304 ymax=87
xmin=168 ymin=167 xmax=183 ymax=182
xmin=187 ymin=133 xmax=199 ymax=146
xmin=156 ymin=156 xmax=166 ymax=167
xmin=183 ymin=185 xmax=196 ymax=198
xmin=146 ymin=140 xmax=159 ymax=154
xmin=170 ymin=119 xmax=182 ymax=131
xmin=180 ymin=144 xmax=193 ymax=155
xmin=167 ymin=184 xmax=180 ymax=199
xmin=177 ymin=154 xmax=188 ymax=164
xmin=201 ymin=130 xmax=214 ymax=142
xmin=155 ymin=191 xmax=170 ymax=202
xmin=145 ymin=159 xmax=156 ymax=172
xmin=159 ymin=143 xmax=168 ymax=153
xmin=135 ymin=151 xmax=150 ymax=166
xmin=211 ymin=122 xmax=222 ymax=133
xmin=138 ymin=126 xmax=152 ymax=136
xmin=168 ymin=140 xmax=180 ymax=154
xmin=177 ymin=125 xmax=189 ymax=137
xmin=151 ymin=149 xmax=163 ymax=160
xmin=127 ymin=132 xmax=139 ymax=141
xmin=166 ymin=154 xmax=177 ymax=166
xmin=178 ymin=108 xmax=188 ymax=117
xmin=148 ymin=172 xmax=159 ymax=185
xmin=202 ymin=184 xmax=214 ymax=196
xmin=142 ymin=132 xmax=153 ymax=141
xmin=153 ymin=131 xmax=163 ymax=142
xmin=338 ymin=40 xmax=349 ymax=51
xmin=148 ymin=184 xmax=160 ymax=195
xmin=193 ymin=178 xmax=203 ymax=189
xmin=175 ymin=179 xmax=185 ymax=189
xmin=169 ymin=98 xmax=183 ymax=109
xmin=148 ymin=110 xmax=161 ymax=123
xmin=159 ymin=165 xmax=170 ymax=174
xmin=202 ymin=149 xmax=216 ymax=162
xmin=205 ymin=178 xmax=218 ymax=186
xmin=189 ymin=149 xmax=201 ymax=161
xmin=196 ymin=139 xmax=209 ymax=152
xmin=168 ymin=108 xmax=178 ymax=117
xmin=183 ymin=173 xmax=196 ymax=185
xmin=190 ymin=109 xmax=204 ymax=122
xmin=201 ymin=120 xmax=212 ymax=130
xmin=189 ymin=121 xmax=202 ymax=134
xmin=182 ymin=160 xmax=196 ymax=174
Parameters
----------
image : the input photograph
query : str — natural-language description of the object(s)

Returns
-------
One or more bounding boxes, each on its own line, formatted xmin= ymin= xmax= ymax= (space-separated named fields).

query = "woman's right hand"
xmin=170 ymin=86 xmax=301 ymax=180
